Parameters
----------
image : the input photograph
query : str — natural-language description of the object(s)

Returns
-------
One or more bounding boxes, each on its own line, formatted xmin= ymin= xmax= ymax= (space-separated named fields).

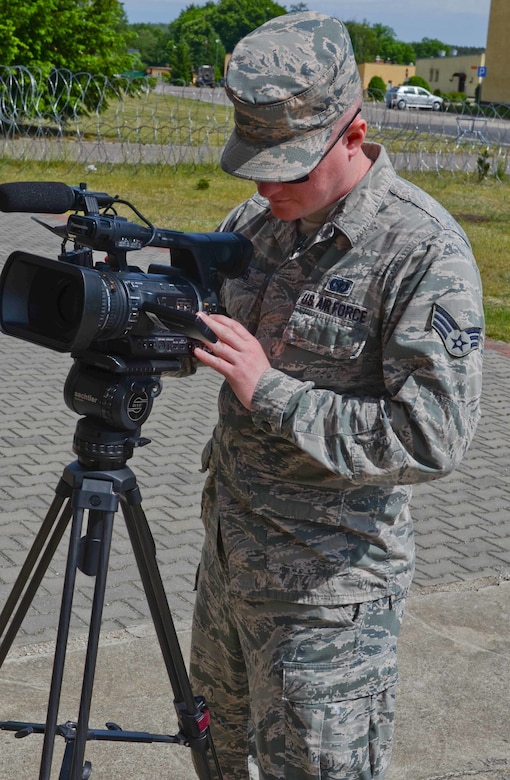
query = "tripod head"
xmin=64 ymin=351 xmax=179 ymax=470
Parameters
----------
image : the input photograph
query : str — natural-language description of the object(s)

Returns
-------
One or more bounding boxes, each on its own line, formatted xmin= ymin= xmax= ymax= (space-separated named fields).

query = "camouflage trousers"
xmin=190 ymin=547 xmax=406 ymax=780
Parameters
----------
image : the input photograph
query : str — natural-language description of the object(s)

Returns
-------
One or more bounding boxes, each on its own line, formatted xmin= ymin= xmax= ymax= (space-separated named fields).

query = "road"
xmin=365 ymin=99 xmax=510 ymax=145
xmin=155 ymin=83 xmax=510 ymax=146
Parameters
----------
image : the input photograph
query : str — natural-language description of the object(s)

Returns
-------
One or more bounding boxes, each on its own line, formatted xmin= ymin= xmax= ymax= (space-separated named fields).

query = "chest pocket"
xmin=282 ymin=293 xmax=371 ymax=361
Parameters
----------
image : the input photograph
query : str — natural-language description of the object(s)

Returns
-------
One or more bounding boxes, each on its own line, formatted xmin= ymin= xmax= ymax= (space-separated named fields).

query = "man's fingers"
xmin=202 ymin=338 xmax=238 ymax=364
xmin=197 ymin=312 xmax=252 ymax=344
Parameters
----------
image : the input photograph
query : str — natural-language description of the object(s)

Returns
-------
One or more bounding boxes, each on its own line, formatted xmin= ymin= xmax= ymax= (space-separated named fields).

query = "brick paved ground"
xmin=0 ymin=211 xmax=509 ymax=649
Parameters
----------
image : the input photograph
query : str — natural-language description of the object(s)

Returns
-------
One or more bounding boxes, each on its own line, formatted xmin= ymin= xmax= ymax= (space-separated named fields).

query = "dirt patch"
xmin=454 ymin=213 xmax=491 ymax=223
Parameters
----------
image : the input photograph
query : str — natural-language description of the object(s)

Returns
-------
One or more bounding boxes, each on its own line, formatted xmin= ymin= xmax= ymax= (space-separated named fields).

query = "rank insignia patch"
xmin=431 ymin=304 xmax=482 ymax=357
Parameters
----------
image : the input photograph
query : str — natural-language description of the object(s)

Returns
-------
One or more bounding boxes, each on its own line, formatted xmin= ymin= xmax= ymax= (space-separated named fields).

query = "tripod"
xmin=0 ymin=363 xmax=222 ymax=780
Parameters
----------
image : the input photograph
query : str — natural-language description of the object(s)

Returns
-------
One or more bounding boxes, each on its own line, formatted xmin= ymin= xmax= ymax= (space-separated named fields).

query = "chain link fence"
xmin=0 ymin=67 xmax=509 ymax=175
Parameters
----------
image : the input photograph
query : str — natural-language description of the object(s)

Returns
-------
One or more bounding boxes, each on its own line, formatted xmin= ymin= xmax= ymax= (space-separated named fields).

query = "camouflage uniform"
xmin=190 ymin=12 xmax=484 ymax=780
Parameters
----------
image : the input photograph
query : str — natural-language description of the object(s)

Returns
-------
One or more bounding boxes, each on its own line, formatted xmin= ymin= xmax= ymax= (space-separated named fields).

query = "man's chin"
xmin=268 ymin=202 xmax=302 ymax=221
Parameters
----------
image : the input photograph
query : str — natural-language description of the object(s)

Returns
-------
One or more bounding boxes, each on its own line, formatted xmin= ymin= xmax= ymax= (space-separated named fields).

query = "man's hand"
xmin=193 ymin=313 xmax=270 ymax=410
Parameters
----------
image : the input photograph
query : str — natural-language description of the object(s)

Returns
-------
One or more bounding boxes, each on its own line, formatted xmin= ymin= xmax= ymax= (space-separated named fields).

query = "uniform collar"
xmin=326 ymin=143 xmax=395 ymax=246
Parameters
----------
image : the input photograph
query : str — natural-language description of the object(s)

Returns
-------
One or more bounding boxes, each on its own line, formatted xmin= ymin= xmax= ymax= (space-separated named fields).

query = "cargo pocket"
xmin=281 ymin=651 xmax=398 ymax=778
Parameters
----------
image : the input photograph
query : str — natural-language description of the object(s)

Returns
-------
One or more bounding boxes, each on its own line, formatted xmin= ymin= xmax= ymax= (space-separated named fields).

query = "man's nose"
xmin=256 ymin=181 xmax=285 ymax=197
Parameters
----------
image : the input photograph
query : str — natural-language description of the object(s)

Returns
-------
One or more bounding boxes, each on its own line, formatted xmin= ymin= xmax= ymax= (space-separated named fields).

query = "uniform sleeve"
xmin=250 ymin=235 xmax=484 ymax=487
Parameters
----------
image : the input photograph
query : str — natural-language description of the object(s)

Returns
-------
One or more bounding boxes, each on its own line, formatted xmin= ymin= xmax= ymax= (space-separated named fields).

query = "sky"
xmin=120 ymin=0 xmax=492 ymax=48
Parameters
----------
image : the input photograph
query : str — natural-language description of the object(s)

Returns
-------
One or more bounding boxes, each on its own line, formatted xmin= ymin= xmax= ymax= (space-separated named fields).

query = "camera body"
xmin=1 ymin=247 xmax=221 ymax=367
xmin=0 ymin=183 xmax=253 ymax=372
xmin=0 ymin=183 xmax=252 ymax=436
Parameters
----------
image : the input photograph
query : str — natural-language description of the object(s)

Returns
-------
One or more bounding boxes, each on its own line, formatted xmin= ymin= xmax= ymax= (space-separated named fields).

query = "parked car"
xmin=386 ymin=85 xmax=444 ymax=111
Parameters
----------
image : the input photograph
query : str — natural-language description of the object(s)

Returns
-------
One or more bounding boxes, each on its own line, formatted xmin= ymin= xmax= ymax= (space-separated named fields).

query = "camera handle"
xmin=0 ymin=420 xmax=223 ymax=780
xmin=141 ymin=301 xmax=219 ymax=342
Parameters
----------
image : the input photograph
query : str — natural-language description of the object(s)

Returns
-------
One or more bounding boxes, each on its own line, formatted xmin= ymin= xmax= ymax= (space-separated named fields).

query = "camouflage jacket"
xmin=201 ymin=143 xmax=484 ymax=604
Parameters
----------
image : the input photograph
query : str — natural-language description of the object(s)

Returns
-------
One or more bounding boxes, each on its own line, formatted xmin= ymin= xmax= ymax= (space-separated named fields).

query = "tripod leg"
xmin=1 ymin=453 xmax=223 ymax=778
xmin=40 ymin=476 xmax=119 ymax=780
xmin=120 ymin=492 xmax=223 ymax=780
xmin=0 ymin=485 xmax=73 ymax=666
xmin=39 ymin=502 xmax=87 ymax=780
xmin=64 ymin=478 xmax=119 ymax=780
xmin=70 ymin=504 xmax=115 ymax=780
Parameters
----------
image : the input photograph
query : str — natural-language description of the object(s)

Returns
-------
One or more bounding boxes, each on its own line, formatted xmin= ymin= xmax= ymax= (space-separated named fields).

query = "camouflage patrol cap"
xmin=221 ymin=12 xmax=362 ymax=182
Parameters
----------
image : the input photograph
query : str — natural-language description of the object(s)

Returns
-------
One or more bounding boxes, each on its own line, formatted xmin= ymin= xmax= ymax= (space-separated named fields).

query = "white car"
xmin=386 ymin=85 xmax=444 ymax=111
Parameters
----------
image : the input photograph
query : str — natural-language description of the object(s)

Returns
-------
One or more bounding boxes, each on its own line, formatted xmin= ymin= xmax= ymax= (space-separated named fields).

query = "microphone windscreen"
xmin=0 ymin=182 xmax=75 ymax=213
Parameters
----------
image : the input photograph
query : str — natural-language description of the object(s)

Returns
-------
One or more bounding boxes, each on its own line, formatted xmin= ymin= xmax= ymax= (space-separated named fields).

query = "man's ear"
xmin=345 ymin=116 xmax=368 ymax=150
xmin=344 ymin=116 xmax=367 ymax=153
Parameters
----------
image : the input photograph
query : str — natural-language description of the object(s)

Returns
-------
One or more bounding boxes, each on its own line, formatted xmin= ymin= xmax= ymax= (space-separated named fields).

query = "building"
xmin=146 ymin=66 xmax=172 ymax=80
xmin=482 ymin=0 xmax=510 ymax=104
xmin=360 ymin=0 xmax=508 ymax=106
xmin=415 ymin=53 xmax=485 ymax=100
xmin=358 ymin=61 xmax=415 ymax=95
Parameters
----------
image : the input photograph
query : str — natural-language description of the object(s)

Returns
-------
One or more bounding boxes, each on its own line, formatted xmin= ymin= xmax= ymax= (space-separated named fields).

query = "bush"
xmin=367 ymin=76 xmax=387 ymax=102
xmin=443 ymin=91 xmax=466 ymax=102
xmin=407 ymin=75 xmax=432 ymax=92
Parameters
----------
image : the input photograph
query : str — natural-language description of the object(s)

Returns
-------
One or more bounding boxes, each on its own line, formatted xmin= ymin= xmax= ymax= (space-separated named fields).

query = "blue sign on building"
xmin=478 ymin=66 xmax=487 ymax=78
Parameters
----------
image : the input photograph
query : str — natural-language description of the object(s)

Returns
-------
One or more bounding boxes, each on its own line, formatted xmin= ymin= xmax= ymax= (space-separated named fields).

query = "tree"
xmin=0 ymin=18 xmax=18 ymax=63
xmin=411 ymin=38 xmax=451 ymax=60
xmin=0 ymin=0 xmax=137 ymax=118
xmin=207 ymin=0 xmax=286 ymax=55
xmin=345 ymin=20 xmax=415 ymax=65
xmin=166 ymin=40 xmax=194 ymax=85
xmin=376 ymin=38 xmax=416 ymax=66
xmin=164 ymin=0 xmax=286 ymax=80
xmin=130 ymin=23 xmax=172 ymax=68
xmin=0 ymin=0 xmax=134 ymax=74
xmin=165 ymin=11 xmax=222 ymax=79
xmin=345 ymin=21 xmax=381 ymax=63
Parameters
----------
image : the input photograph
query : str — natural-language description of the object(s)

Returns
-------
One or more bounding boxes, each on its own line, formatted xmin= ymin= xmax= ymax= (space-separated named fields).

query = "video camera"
xmin=0 ymin=181 xmax=252 ymax=369
xmin=0 ymin=181 xmax=252 ymax=437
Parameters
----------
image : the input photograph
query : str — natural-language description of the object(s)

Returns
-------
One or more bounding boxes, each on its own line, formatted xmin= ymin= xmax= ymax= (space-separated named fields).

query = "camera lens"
xmin=55 ymin=279 xmax=82 ymax=325
xmin=0 ymin=252 xmax=110 ymax=352
xmin=27 ymin=269 xmax=84 ymax=342
xmin=91 ymin=271 xmax=134 ymax=343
